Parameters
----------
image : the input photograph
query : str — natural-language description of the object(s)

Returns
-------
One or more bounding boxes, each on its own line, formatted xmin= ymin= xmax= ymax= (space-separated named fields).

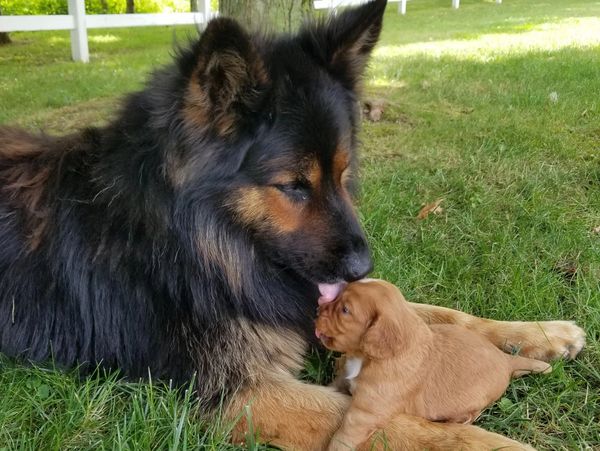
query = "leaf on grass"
xmin=417 ymin=198 xmax=444 ymax=219
xmin=592 ymin=225 xmax=600 ymax=234
xmin=363 ymin=99 xmax=386 ymax=122
xmin=553 ymin=257 xmax=579 ymax=285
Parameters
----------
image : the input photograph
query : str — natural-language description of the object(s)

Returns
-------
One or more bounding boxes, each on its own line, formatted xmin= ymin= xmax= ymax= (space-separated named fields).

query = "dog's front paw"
xmin=510 ymin=320 xmax=586 ymax=362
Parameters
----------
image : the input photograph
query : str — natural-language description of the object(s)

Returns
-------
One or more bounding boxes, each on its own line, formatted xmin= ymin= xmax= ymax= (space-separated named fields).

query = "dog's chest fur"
xmin=345 ymin=356 xmax=363 ymax=393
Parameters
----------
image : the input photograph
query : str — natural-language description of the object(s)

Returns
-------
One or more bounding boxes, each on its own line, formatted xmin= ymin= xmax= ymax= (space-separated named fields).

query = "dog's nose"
xmin=342 ymin=249 xmax=373 ymax=282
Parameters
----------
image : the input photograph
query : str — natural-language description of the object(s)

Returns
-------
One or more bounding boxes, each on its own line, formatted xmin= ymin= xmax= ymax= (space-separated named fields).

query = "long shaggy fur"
xmin=0 ymin=1 xmax=387 ymax=411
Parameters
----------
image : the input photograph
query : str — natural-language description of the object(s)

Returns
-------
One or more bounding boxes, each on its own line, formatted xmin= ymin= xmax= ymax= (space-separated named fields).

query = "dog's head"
xmin=315 ymin=279 xmax=408 ymax=359
xmin=170 ymin=1 xmax=387 ymax=296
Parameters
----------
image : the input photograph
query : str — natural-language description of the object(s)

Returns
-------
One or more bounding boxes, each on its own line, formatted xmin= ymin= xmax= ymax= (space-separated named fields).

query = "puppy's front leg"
xmin=408 ymin=302 xmax=585 ymax=361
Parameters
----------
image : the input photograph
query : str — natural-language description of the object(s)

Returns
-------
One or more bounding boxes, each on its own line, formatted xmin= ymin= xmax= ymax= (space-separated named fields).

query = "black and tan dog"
xmin=0 ymin=1 xmax=585 ymax=449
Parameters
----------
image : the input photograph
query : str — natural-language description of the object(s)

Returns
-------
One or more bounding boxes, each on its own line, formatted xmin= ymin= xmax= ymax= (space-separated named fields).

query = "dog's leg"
xmin=328 ymin=400 xmax=380 ymax=451
xmin=509 ymin=355 xmax=552 ymax=378
xmin=408 ymin=302 xmax=585 ymax=361
xmin=226 ymin=373 xmax=348 ymax=450
xmin=226 ymin=371 xmax=532 ymax=450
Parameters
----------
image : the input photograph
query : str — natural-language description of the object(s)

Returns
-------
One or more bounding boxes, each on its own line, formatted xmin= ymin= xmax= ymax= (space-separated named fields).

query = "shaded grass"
xmin=0 ymin=26 xmax=198 ymax=126
xmin=1 ymin=0 xmax=599 ymax=449
xmin=0 ymin=359 xmax=245 ymax=450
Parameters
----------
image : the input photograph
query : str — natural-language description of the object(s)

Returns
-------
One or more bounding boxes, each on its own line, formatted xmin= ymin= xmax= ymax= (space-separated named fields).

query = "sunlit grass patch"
xmin=89 ymin=34 xmax=122 ymax=44
xmin=374 ymin=17 xmax=600 ymax=64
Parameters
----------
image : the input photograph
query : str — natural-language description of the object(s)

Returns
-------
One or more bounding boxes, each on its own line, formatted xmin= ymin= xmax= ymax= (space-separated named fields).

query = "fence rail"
xmin=314 ymin=0 xmax=502 ymax=15
xmin=0 ymin=0 xmax=213 ymax=63
xmin=1 ymin=0 xmax=503 ymax=63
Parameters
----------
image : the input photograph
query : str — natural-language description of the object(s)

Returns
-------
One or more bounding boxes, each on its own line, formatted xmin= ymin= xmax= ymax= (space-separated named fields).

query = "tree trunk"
xmin=190 ymin=0 xmax=199 ymax=12
xmin=219 ymin=0 xmax=313 ymax=33
xmin=0 ymin=7 xmax=11 ymax=45
xmin=126 ymin=0 xmax=135 ymax=14
xmin=100 ymin=0 xmax=109 ymax=14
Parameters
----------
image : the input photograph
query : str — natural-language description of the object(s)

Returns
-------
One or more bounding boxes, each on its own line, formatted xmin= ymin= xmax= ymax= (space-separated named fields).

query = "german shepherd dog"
xmin=0 ymin=0 xmax=585 ymax=448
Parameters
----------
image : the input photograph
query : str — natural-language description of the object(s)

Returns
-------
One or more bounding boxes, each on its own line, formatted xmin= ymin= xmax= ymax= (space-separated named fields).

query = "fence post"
xmin=198 ymin=0 xmax=211 ymax=28
xmin=452 ymin=0 xmax=460 ymax=8
xmin=68 ymin=0 xmax=89 ymax=62
xmin=399 ymin=0 xmax=407 ymax=14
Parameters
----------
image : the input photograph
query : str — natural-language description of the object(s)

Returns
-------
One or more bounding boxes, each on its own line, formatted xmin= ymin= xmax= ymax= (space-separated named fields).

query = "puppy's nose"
xmin=342 ymin=249 xmax=373 ymax=282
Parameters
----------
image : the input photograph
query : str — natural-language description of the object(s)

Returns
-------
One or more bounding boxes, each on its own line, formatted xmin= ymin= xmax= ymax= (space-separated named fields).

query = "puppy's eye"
xmin=273 ymin=182 xmax=310 ymax=202
xmin=342 ymin=305 xmax=350 ymax=315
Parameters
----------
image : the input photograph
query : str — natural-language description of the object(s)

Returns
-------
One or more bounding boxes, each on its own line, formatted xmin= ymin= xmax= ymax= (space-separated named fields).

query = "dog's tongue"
xmin=318 ymin=282 xmax=345 ymax=305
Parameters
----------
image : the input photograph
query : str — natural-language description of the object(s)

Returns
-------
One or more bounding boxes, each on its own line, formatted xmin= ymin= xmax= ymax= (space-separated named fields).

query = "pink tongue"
xmin=318 ymin=282 xmax=345 ymax=305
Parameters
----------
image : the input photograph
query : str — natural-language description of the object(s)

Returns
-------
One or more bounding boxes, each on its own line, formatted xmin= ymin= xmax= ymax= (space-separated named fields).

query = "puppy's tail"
xmin=508 ymin=355 xmax=552 ymax=378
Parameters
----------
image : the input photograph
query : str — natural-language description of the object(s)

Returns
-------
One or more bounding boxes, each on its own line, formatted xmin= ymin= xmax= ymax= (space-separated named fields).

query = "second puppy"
xmin=315 ymin=279 xmax=551 ymax=451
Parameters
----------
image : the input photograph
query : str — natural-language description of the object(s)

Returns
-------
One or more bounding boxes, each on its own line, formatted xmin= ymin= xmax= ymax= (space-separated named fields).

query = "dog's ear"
xmin=299 ymin=0 xmax=386 ymax=91
xmin=185 ymin=18 xmax=270 ymax=137
xmin=360 ymin=313 xmax=397 ymax=360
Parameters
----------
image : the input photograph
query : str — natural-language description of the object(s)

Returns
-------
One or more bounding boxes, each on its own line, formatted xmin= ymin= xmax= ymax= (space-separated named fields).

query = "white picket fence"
xmin=0 ymin=0 xmax=213 ymax=63
xmin=0 ymin=0 xmax=503 ymax=63
xmin=314 ymin=0 xmax=502 ymax=15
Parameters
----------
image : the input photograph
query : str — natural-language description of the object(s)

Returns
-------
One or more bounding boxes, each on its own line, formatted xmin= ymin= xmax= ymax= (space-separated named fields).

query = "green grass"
xmin=1 ymin=0 xmax=599 ymax=449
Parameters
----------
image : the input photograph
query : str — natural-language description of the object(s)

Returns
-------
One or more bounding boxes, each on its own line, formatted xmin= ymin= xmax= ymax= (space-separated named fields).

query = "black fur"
xmin=0 ymin=0 xmax=387 ymax=410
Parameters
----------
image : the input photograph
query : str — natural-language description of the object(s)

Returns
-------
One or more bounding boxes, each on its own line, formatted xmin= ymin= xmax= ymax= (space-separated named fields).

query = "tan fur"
xmin=225 ymin=373 xmax=531 ymax=451
xmin=3 ymin=165 xmax=52 ymax=248
xmin=181 ymin=319 xmax=308 ymax=410
xmin=0 ymin=127 xmax=48 ymax=159
xmin=0 ymin=127 xmax=56 ymax=250
xmin=231 ymin=186 xmax=304 ymax=233
xmin=183 ymin=48 xmax=269 ymax=138
xmin=315 ymin=280 xmax=550 ymax=450
xmin=226 ymin=154 xmax=360 ymax=238
xmin=409 ymin=302 xmax=586 ymax=361
xmin=219 ymin=288 xmax=587 ymax=451
xmin=194 ymin=225 xmax=251 ymax=296
xmin=333 ymin=151 xmax=350 ymax=187
xmin=307 ymin=159 xmax=322 ymax=191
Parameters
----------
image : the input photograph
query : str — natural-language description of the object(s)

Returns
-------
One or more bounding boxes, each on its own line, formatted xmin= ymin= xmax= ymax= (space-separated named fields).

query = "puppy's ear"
xmin=299 ymin=0 xmax=386 ymax=91
xmin=184 ymin=18 xmax=270 ymax=137
xmin=360 ymin=313 xmax=397 ymax=360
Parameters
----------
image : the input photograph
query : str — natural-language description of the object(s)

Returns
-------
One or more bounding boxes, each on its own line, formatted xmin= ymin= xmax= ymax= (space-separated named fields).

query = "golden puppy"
xmin=315 ymin=279 xmax=551 ymax=451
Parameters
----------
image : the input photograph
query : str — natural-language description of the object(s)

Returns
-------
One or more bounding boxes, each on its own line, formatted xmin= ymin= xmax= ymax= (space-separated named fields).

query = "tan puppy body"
xmin=315 ymin=280 xmax=551 ymax=451
xmin=416 ymin=325 xmax=514 ymax=423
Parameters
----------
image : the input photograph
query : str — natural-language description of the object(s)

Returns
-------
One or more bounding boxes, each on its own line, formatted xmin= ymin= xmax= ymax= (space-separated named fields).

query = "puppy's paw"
xmin=507 ymin=320 xmax=586 ymax=362
xmin=537 ymin=361 xmax=553 ymax=374
xmin=512 ymin=359 xmax=552 ymax=378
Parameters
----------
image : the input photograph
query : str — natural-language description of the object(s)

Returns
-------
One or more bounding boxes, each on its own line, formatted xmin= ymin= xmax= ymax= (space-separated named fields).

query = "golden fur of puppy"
xmin=315 ymin=279 xmax=551 ymax=451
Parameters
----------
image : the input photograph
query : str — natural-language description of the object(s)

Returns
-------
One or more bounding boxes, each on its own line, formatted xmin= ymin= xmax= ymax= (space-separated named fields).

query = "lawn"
xmin=1 ymin=0 xmax=599 ymax=449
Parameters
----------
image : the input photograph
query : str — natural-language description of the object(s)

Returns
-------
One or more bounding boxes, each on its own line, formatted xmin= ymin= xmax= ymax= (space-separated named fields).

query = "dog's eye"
xmin=342 ymin=305 xmax=350 ymax=315
xmin=274 ymin=182 xmax=310 ymax=202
